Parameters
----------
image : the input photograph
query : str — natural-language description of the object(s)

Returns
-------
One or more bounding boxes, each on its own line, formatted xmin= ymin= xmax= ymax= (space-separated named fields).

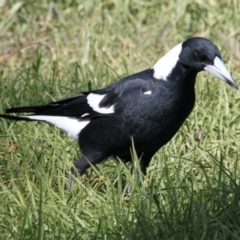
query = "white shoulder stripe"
xmin=143 ymin=90 xmax=152 ymax=95
xmin=87 ymin=93 xmax=114 ymax=114
xmin=152 ymin=42 xmax=182 ymax=80
xmin=81 ymin=113 xmax=89 ymax=118
xmin=27 ymin=115 xmax=90 ymax=141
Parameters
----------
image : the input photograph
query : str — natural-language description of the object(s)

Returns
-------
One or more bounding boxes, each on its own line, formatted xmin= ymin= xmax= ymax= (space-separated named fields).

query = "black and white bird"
xmin=0 ymin=37 xmax=237 ymax=178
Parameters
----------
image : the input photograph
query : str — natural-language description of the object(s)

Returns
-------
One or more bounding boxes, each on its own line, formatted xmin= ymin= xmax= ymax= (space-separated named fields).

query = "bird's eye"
xmin=194 ymin=51 xmax=206 ymax=62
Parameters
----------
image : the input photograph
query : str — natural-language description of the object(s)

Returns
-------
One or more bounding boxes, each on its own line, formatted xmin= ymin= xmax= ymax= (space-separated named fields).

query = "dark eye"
xmin=194 ymin=51 xmax=206 ymax=62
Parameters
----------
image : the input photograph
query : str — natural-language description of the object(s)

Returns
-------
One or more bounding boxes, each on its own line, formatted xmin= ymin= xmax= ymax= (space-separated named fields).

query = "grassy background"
xmin=0 ymin=0 xmax=240 ymax=239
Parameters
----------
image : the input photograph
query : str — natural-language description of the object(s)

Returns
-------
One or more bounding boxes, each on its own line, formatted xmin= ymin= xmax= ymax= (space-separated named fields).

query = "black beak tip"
xmin=229 ymin=80 xmax=238 ymax=90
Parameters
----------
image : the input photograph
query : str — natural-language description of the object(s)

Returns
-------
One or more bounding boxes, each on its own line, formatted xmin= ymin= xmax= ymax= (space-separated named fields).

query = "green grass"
xmin=1 ymin=0 xmax=240 ymax=239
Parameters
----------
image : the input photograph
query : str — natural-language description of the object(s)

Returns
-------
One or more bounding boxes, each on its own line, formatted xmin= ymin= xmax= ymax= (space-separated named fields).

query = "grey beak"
xmin=204 ymin=56 xmax=238 ymax=89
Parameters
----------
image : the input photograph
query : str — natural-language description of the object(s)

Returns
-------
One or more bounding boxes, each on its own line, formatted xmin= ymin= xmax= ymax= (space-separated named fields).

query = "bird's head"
xmin=153 ymin=37 xmax=237 ymax=89
xmin=179 ymin=37 xmax=238 ymax=89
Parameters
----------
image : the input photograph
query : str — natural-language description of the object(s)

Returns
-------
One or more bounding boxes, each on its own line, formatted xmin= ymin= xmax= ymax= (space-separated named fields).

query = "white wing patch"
xmin=152 ymin=42 xmax=182 ymax=80
xmin=26 ymin=115 xmax=90 ymax=141
xmin=143 ymin=91 xmax=152 ymax=95
xmin=87 ymin=93 xmax=114 ymax=114
xmin=81 ymin=113 xmax=89 ymax=118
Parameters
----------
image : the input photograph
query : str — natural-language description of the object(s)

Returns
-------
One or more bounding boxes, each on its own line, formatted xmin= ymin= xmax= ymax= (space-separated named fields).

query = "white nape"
xmin=87 ymin=93 xmax=114 ymax=114
xmin=143 ymin=91 xmax=152 ymax=95
xmin=152 ymin=42 xmax=182 ymax=80
xmin=26 ymin=115 xmax=90 ymax=141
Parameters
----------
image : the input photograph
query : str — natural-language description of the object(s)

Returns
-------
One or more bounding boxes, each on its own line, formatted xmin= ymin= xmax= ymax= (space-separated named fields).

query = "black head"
xmin=180 ymin=37 xmax=220 ymax=70
xmin=179 ymin=37 xmax=237 ymax=89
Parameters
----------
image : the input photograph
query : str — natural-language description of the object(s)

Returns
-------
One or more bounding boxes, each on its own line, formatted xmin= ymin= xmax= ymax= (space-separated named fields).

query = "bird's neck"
xmin=168 ymin=62 xmax=198 ymax=88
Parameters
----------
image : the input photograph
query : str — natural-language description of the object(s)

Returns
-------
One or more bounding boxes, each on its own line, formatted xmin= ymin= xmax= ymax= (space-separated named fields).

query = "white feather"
xmin=26 ymin=115 xmax=90 ymax=141
xmin=87 ymin=93 xmax=114 ymax=114
xmin=143 ymin=91 xmax=152 ymax=95
xmin=152 ymin=42 xmax=182 ymax=80
xmin=81 ymin=113 xmax=89 ymax=117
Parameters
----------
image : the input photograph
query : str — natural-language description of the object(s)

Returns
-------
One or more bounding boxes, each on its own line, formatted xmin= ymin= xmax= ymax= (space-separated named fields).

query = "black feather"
xmin=0 ymin=114 xmax=34 ymax=121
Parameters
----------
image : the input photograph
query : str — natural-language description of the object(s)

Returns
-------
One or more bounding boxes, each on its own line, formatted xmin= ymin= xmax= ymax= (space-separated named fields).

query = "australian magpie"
xmin=0 ymin=37 xmax=237 ymax=178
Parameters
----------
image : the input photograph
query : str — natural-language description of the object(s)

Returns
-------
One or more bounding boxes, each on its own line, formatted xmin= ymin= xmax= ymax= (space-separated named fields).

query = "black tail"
xmin=5 ymin=105 xmax=54 ymax=114
xmin=0 ymin=114 xmax=34 ymax=121
xmin=1 ymin=92 xmax=89 ymax=119
xmin=5 ymin=93 xmax=87 ymax=114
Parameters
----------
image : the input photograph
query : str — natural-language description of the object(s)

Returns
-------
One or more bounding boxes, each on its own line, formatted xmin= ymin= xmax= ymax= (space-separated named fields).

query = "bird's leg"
xmin=126 ymin=152 xmax=154 ymax=194
xmin=73 ymin=156 xmax=92 ymax=175
xmin=69 ymin=152 xmax=105 ymax=187
xmin=139 ymin=152 xmax=154 ymax=176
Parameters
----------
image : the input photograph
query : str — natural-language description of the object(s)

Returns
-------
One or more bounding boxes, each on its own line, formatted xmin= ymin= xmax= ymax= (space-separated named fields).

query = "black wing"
xmin=2 ymin=69 xmax=155 ymax=120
